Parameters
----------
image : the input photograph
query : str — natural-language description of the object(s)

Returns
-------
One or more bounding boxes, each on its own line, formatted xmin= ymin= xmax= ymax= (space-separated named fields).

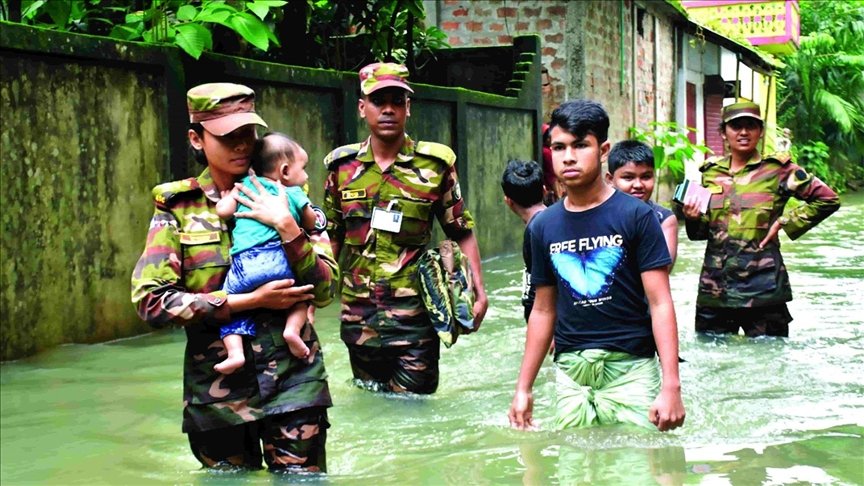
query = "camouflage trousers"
xmin=187 ymin=407 xmax=329 ymax=473
xmin=347 ymin=340 xmax=440 ymax=394
xmin=695 ymin=304 xmax=792 ymax=337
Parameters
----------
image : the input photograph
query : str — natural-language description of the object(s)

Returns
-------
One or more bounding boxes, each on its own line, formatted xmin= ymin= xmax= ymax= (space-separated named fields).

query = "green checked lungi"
xmin=554 ymin=349 xmax=660 ymax=429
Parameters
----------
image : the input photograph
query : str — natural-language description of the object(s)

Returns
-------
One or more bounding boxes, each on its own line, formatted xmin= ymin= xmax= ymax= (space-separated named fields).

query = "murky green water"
xmin=3 ymin=194 xmax=863 ymax=485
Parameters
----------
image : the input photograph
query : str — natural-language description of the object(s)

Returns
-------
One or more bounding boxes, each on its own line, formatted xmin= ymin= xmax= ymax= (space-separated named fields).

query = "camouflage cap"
xmin=722 ymin=101 xmax=762 ymax=123
xmin=187 ymin=83 xmax=268 ymax=136
xmin=359 ymin=62 xmax=414 ymax=95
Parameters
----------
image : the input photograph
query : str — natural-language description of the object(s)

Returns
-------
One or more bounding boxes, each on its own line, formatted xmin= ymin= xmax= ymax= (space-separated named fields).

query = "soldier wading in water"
xmin=323 ymin=63 xmax=488 ymax=394
xmin=132 ymin=83 xmax=338 ymax=473
xmin=682 ymin=102 xmax=840 ymax=337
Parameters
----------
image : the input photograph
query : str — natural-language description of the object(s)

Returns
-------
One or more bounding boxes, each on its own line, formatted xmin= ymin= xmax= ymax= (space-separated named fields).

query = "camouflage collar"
xmin=196 ymin=168 xmax=222 ymax=203
xmin=356 ymin=134 xmax=417 ymax=164
xmin=719 ymin=153 xmax=762 ymax=169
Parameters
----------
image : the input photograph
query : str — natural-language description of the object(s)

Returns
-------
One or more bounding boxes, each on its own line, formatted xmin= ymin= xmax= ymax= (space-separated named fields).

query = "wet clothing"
xmin=555 ymin=349 xmax=660 ymax=429
xmin=647 ymin=200 xmax=674 ymax=225
xmin=322 ymin=135 xmax=474 ymax=392
xmin=530 ymin=191 xmax=671 ymax=359
xmin=695 ymin=303 xmax=792 ymax=337
xmin=521 ymin=213 xmax=541 ymax=322
xmin=131 ymin=168 xmax=338 ymax=437
xmin=220 ymin=240 xmax=296 ymax=339
xmin=231 ymin=177 xmax=309 ymax=255
xmin=187 ymin=407 xmax=329 ymax=472
xmin=346 ymin=340 xmax=441 ymax=394
xmin=685 ymin=153 xmax=840 ymax=311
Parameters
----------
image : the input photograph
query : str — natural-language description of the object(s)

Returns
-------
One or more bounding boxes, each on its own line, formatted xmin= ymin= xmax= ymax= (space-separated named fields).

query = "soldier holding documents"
xmin=682 ymin=102 xmax=840 ymax=337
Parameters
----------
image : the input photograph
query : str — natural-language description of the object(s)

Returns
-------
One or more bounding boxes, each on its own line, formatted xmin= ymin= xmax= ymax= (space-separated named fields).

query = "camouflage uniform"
xmin=686 ymin=152 xmax=840 ymax=334
xmin=131 ymin=83 xmax=339 ymax=472
xmin=323 ymin=135 xmax=474 ymax=392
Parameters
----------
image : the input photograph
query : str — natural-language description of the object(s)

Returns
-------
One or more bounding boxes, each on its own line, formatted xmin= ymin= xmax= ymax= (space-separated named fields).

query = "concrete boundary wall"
xmin=1 ymin=23 xmax=541 ymax=360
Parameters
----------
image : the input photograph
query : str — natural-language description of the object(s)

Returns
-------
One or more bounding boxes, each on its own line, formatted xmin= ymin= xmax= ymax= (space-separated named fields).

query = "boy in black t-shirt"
xmin=507 ymin=100 xmax=685 ymax=432
xmin=501 ymin=159 xmax=547 ymax=322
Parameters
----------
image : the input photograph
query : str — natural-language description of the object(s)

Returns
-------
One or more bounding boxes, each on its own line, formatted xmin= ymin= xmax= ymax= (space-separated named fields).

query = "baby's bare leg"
xmin=284 ymin=303 xmax=310 ymax=359
xmin=214 ymin=334 xmax=246 ymax=374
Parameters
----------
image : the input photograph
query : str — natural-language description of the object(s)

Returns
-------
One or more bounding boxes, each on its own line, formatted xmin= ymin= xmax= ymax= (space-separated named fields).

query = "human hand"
xmin=759 ymin=220 xmax=782 ymax=249
xmin=648 ymin=387 xmax=686 ymax=432
xmin=233 ymin=170 xmax=299 ymax=236
xmin=681 ymin=199 xmax=703 ymax=220
xmin=472 ymin=287 xmax=488 ymax=331
xmin=508 ymin=389 xmax=535 ymax=430
xmin=252 ymin=279 xmax=314 ymax=310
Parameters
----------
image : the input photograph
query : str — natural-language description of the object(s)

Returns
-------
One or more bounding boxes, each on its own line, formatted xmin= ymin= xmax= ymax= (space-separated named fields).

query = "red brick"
xmin=515 ymin=22 xmax=530 ymax=30
xmin=448 ymin=36 xmax=462 ymax=46
xmin=498 ymin=35 xmax=513 ymax=44
xmin=453 ymin=7 xmax=468 ymax=17
xmin=444 ymin=0 xmax=459 ymax=5
xmin=489 ymin=23 xmax=505 ymax=32
xmin=497 ymin=7 xmax=517 ymax=18
xmin=547 ymin=6 xmax=566 ymax=16
xmin=551 ymin=59 xmax=565 ymax=69
xmin=441 ymin=21 xmax=460 ymax=31
xmin=466 ymin=21 xmax=483 ymax=32
xmin=542 ymin=47 xmax=557 ymax=56
xmin=475 ymin=7 xmax=491 ymax=16
xmin=476 ymin=37 xmax=493 ymax=45
xmin=537 ymin=19 xmax=552 ymax=29
xmin=523 ymin=7 xmax=541 ymax=17
xmin=545 ymin=33 xmax=564 ymax=43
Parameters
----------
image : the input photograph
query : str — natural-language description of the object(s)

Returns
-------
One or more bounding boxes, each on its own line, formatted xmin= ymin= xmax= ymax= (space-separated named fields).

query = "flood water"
xmin=2 ymin=194 xmax=863 ymax=485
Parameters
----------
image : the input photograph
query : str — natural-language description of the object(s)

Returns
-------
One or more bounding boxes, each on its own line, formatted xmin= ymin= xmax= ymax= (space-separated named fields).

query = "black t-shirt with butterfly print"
xmin=529 ymin=190 xmax=671 ymax=358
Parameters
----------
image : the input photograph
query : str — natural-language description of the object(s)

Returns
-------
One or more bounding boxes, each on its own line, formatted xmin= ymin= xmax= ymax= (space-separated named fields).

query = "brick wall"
xmin=435 ymin=0 xmax=677 ymax=144
xmin=437 ymin=0 xmax=568 ymax=122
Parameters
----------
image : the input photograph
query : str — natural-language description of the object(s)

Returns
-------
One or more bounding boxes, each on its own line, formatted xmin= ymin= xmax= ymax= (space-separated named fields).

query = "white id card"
xmin=371 ymin=207 xmax=403 ymax=233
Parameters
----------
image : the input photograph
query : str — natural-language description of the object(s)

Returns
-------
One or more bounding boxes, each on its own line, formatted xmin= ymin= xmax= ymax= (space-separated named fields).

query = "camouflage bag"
xmin=418 ymin=240 xmax=476 ymax=348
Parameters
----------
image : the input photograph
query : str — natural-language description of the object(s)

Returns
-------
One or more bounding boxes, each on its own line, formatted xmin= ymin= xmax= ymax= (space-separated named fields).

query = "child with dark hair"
xmin=214 ymin=132 xmax=319 ymax=374
xmin=606 ymin=140 xmax=679 ymax=270
xmin=508 ymin=100 xmax=685 ymax=432
xmin=501 ymin=159 xmax=547 ymax=322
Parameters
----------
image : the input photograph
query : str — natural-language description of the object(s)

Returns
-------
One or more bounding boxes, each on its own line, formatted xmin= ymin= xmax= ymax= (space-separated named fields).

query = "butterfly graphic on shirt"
xmin=551 ymin=246 xmax=625 ymax=300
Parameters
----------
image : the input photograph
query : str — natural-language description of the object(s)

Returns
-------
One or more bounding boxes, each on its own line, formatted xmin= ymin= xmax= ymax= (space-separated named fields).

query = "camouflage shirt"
xmin=685 ymin=153 xmax=840 ymax=308
xmin=323 ymin=135 xmax=474 ymax=347
xmin=131 ymin=168 xmax=339 ymax=433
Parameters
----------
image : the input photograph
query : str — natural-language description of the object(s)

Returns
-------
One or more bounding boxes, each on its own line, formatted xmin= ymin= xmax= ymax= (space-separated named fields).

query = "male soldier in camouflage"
xmin=322 ymin=62 xmax=489 ymax=394
xmin=682 ymin=102 xmax=840 ymax=337
xmin=131 ymin=83 xmax=339 ymax=472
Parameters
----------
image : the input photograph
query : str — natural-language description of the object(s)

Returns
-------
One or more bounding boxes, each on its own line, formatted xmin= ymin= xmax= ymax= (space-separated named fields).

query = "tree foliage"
xmin=778 ymin=0 xmax=864 ymax=191
xmin=2 ymin=0 xmax=447 ymax=68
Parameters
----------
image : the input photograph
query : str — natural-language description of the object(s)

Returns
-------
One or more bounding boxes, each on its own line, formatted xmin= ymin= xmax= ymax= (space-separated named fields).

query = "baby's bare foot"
xmin=284 ymin=330 xmax=310 ymax=359
xmin=214 ymin=355 xmax=245 ymax=374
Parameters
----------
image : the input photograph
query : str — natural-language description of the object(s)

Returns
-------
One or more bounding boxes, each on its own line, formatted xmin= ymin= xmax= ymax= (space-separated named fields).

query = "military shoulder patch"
xmin=151 ymin=177 xmax=200 ymax=206
xmin=764 ymin=151 xmax=792 ymax=165
xmin=785 ymin=167 xmax=812 ymax=192
xmin=699 ymin=155 xmax=724 ymax=172
xmin=324 ymin=143 xmax=362 ymax=170
xmin=416 ymin=141 xmax=456 ymax=167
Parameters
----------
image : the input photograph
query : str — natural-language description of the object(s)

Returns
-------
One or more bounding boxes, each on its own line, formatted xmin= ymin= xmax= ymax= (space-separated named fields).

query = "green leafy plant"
xmin=16 ymin=0 xmax=286 ymax=59
xmin=793 ymin=141 xmax=846 ymax=193
xmin=629 ymin=121 xmax=712 ymax=182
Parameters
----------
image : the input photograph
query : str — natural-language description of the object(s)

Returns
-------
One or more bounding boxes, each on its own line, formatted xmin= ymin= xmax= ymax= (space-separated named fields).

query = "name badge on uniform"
xmin=371 ymin=200 xmax=403 ymax=233
xmin=342 ymin=189 xmax=367 ymax=201
xmin=179 ymin=231 xmax=220 ymax=245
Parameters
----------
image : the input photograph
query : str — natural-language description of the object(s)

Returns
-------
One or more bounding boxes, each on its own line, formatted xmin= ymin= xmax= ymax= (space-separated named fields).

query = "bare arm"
xmin=641 ymin=268 xmax=685 ymax=432
xmin=661 ymin=215 xmax=679 ymax=272
xmin=509 ymin=285 xmax=556 ymax=430
xmin=456 ymin=232 xmax=488 ymax=329
xmin=216 ymin=188 xmax=240 ymax=220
